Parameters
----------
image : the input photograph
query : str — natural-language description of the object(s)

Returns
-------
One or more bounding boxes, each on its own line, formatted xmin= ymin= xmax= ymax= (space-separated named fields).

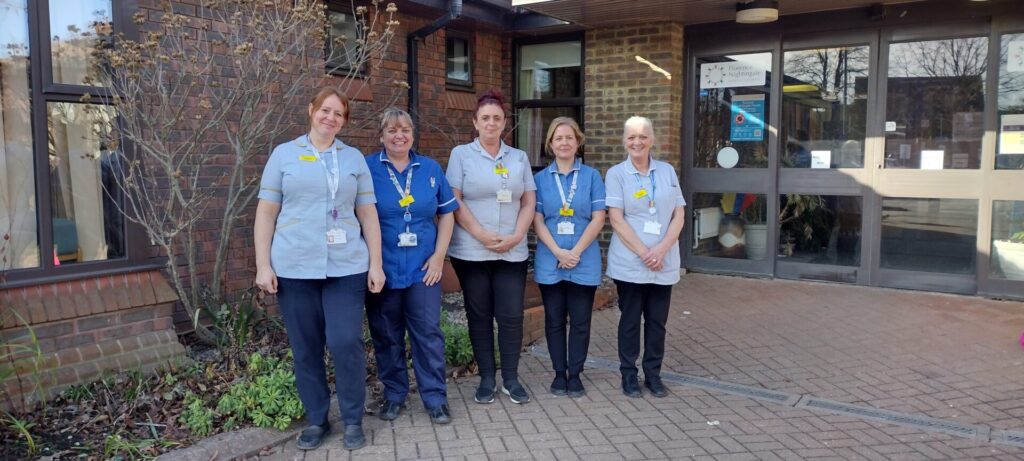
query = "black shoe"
xmin=475 ymin=375 xmax=496 ymax=404
xmin=427 ymin=404 xmax=452 ymax=424
xmin=645 ymin=376 xmax=668 ymax=398
xmin=621 ymin=375 xmax=642 ymax=398
xmin=378 ymin=400 xmax=404 ymax=421
xmin=342 ymin=424 xmax=365 ymax=450
xmin=501 ymin=379 xmax=531 ymax=404
xmin=296 ymin=423 xmax=330 ymax=450
xmin=567 ymin=374 xmax=586 ymax=398
xmin=550 ymin=373 xmax=568 ymax=396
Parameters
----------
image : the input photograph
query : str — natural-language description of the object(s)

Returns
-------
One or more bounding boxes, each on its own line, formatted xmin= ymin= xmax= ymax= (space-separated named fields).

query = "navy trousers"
xmin=614 ymin=280 xmax=673 ymax=380
xmin=538 ymin=281 xmax=595 ymax=376
xmin=365 ymin=281 xmax=448 ymax=409
xmin=449 ymin=258 xmax=527 ymax=382
xmin=277 ymin=273 xmax=367 ymax=426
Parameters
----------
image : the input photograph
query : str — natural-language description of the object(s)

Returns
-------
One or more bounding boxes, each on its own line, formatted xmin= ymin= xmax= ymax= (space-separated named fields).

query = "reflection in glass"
xmin=50 ymin=0 xmax=112 ymax=86
xmin=327 ymin=11 xmax=360 ymax=71
xmin=997 ymin=33 xmax=1024 ymax=169
xmin=692 ymin=192 xmax=768 ymax=260
xmin=782 ymin=47 xmax=868 ymax=168
xmin=777 ymin=195 xmax=861 ymax=266
xmin=1 ymin=0 xmax=39 ymax=270
xmin=885 ymin=38 xmax=987 ymax=170
xmin=516 ymin=107 xmax=579 ymax=166
xmin=695 ymin=53 xmax=771 ymax=168
xmin=48 ymin=102 xmax=125 ymax=265
xmin=518 ymin=42 xmax=581 ymax=100
xmin=991 ymin=201 xmax=1024 ymax=280
xmin=880 ymin=198 xmax=977 ymax=274
xmin=446 ymin=37 xmax=470 ymax=84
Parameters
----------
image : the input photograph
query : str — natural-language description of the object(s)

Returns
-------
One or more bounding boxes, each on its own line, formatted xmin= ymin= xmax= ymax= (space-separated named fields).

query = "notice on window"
xmin=953 ymin=112 xmax=983 ymax=141
xmin=701 ymin=62 xmax=766 ymax=89
xmin=1009 ymin=41 xmax=1024 ymax=73
xmin=729 ymin=94 xmax=765 ymax=142
xmin=921 ymin=150 xmax=944 ymax=170
xmin=999 ymin=114 xmax=1024 ymax=154
xmin=810 ymin=150 xmax=831 ymax=169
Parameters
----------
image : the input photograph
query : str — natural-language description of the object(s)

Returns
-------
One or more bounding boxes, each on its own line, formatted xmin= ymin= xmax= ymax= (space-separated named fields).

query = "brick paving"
xmin=258 ymin=274 xmax=1024 ymax=460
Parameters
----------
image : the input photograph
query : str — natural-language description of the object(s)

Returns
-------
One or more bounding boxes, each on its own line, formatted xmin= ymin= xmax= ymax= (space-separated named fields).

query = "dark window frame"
xmin=324 ymin=6 xmax=366 ymax=77
xmin=1 ymin=0 xmax=154 ymax=288
xmin=445 ymin=30 xmax=474 ymax=89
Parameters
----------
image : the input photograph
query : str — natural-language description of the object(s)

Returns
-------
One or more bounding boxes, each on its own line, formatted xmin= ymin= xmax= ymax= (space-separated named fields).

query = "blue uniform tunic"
xmin=533 ymin=159 xmax=606 ymax=286
xmin=364 ymin=151 xmax=459 ymax=289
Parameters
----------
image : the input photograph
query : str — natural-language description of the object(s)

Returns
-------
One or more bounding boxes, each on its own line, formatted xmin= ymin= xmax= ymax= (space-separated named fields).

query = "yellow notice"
xmin=999 ymin=114 xmax=1024 ymax=154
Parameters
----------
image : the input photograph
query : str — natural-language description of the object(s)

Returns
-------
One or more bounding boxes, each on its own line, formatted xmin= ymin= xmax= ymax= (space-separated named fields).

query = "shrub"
xmin=440 ymin=312 xmax=474 ymax=368
xmin=214 ymin=352 xmax=303 ymax=431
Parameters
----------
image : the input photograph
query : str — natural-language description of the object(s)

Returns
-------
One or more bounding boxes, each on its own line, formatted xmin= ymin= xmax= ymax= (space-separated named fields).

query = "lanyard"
xmin=634 ymin=171 xmax=656 ymax=209
xmin=386 ymin=163 xmax=414 ymax=204
xmin=309 ymin=136 xmax=340 ymax=202
xmin=553 ymin=168 xmax=579 ymax=212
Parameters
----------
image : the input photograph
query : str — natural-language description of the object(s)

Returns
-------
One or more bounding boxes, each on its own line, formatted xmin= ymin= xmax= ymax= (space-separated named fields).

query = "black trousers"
xmin=614 ymin=280 xmax=673 ymax=380
xmin=450 ymin=258 xmax=527 ymax=381
xmin=539 ymin=281 xmax=595 ymax=376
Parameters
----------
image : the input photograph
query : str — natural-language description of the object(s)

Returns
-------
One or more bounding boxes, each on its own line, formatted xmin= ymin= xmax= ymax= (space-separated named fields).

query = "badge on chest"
xmin=496 ymin=189 xmax=512 ymax=203
xmin=643 ymin=221 xmax=662 ymax=235
xmin=557 ymin=221 xmax=575 ymax=235
xmin=327 ymin=228 xmax=347 ymax=245
xmin=398 ymin=231 xmax=418 ymax=247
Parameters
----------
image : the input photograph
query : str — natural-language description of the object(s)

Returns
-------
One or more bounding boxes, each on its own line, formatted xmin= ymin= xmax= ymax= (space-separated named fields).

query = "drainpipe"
xmin=407 ymin=0 xmax=463 ymax=147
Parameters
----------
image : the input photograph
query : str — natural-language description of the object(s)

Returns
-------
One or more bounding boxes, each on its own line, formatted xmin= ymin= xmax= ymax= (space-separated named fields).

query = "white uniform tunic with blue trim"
xmin=258 ymin=135 xmax=376 ymax=279
xmin=605 ymin=157 xmax=687 ymax=285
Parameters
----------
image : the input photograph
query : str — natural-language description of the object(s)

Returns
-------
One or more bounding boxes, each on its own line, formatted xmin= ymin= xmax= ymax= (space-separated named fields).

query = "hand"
xmin=554 ymin=248 xmax=580 ymax=269
xmin=255 ymin=266 xmax=278 ymax=294
xmin=368 ymin=265 xmax=386 ymax=293
xmin=489 ymin=233 xmax=523 ymax=253
xmin=421 ymin=254 xmax=445 ymax=286
xmin=475 ymin=230 xmax=501 ymax=248
xmin=642 ymin=243 xmax=669 ymax=271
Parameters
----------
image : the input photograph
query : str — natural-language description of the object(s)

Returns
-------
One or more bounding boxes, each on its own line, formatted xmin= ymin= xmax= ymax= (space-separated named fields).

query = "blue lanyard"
xmin=633 ymin=171 xmax=656 ymax=209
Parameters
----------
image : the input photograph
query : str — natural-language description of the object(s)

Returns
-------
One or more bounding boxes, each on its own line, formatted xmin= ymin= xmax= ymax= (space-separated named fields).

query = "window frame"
xmin=324 ymin=6 xmax=366 ymax=77
xmin=512 ymin=33 xmax=586 ymax=170
xmin=1 ymin=0 xmax=155 ymax=287
xmin=445 ymin=30 xmax=474 ymax=89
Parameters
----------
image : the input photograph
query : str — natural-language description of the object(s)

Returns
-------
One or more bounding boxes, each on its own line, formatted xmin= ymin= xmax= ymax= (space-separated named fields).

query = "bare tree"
xmin=87 ymin=0 xmax=401 ymax=343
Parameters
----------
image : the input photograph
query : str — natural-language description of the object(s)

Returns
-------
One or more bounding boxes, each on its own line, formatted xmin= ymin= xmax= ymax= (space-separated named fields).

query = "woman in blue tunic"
xmin=532 ymin=117 xmax=605 ymax=398
xmin=364 ymin=108 xmax=458 ymax=425
xmin=254 ymin=87 xmax=384 ymax=451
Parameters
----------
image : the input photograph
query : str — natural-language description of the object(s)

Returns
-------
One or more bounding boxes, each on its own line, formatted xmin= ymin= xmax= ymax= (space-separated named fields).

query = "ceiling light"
xmin=736 ymin=0 xmax=779 ymax=24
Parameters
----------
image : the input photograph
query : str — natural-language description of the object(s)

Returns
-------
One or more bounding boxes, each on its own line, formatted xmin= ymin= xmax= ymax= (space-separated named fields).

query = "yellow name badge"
xmin=633 ymin=189 xmax=648 ymax=199
xmin=398 ymin=195 xmax=415 ymax=207
xmin=299 ymin=155 xmax=317 ymax=162
xmin=494 ymin=167 xmax=509 ymax=175
xmin=559 ymin=207 xmax=574 ymax=217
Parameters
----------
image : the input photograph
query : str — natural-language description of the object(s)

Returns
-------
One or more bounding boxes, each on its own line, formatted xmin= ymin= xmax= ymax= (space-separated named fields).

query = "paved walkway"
xmin=258 ymin=274 xmax=1024 ymax=460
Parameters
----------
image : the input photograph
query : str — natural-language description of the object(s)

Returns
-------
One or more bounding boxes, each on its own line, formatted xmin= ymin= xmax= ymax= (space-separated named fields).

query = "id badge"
xmin=326 ymin=228 xmax=347 ymax=245
xmin=557 ymin=221 xmax=575 ymax=235
xmin=398 ymin=232 xmax=418 ymax=247
xmin=642 ymin=220 xmax=662 ymax=235
xmin=496 ymin=189 xmax=513 ymax=203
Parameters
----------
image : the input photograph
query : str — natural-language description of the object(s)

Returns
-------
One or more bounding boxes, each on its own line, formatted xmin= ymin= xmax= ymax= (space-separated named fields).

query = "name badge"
xmin=326 ymin=228 xmax=347 ymax=245
xmin=633 ymin=189 xmax=648 ymax=199
xmin=642 ymin=221 xmax=662 ymax=235
xmin=399 ymin=195 xmax=415 ymax=207
xmin=557 ymin=221 xmax=575 ymax=235
xmin=496 ymin=189 xmax=513 ymax=203
xmin=559 ymin=207 xmax=574 ymax=217
xmin=299 ymin=155 xmax=317 ymax=162
xmin=398 ymin=232 xmax=418 ymax=247
xmin=494 ymin=167 xmax=509 ymax=175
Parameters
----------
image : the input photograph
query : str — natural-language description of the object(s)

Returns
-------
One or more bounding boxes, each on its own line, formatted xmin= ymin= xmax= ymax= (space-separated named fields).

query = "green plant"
xmin=779 ymin=194 xmax=832 ymax=249
xmin=63 ymin=384 xmax=93 ymax=402
xmin=440 ymin=313 xmax=474 ymax=368
xmin=103 ymin=432 xmax=157 ymax=460
xmin=181 ymin=392 xmax=215 ymax=437
xmin=215 ymin=352 xmax=303 ymax=431
xmin=200 ymin=287 xmax=268 ymax=351
xmin=1 ymin=411 xmax=36 ymax=456
xmin=1011 ymin=231 xmax=1024 ymax=243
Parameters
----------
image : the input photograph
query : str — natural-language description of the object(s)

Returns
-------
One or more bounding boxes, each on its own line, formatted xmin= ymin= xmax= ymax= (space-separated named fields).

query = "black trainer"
xmin=378 ymin=400 xmax=404 ymax=421
xmin=550 ymin=373 xmax=568 ymax=396
xmin=427 ymin=404 xmax=452 ymax=424
xmin=567 ymin=374 xmax=586 ymax=398
xmin=621 ymin=375 xmax=642 ymax=398
xmin=644 ymin=376 xmax=668 ymax=398
xmin=501 ymin=379 xmax=531 ymax=404
xmin=342 ymin=424 xmax=365 ymax=450
xmin=296 ymin=423 xmax=330 ymax=450
xmin=475 ymin=375 xmax=497 ymax=404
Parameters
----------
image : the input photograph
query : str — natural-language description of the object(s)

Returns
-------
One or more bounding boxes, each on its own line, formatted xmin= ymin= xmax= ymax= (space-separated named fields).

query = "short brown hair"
xmin=544 ymin=117 xmax=585 ymax=155
xmin=309 ymin=87 xmax=350 ymax=121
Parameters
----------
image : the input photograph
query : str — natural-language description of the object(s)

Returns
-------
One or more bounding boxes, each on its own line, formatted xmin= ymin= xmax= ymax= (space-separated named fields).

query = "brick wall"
xmin=1 ymin=270 xmax=185 ymax=407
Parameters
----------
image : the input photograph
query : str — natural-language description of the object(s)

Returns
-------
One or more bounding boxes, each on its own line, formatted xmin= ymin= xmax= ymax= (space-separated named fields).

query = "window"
xmin=695 ymin=53 xmax=772 ymax=168
xmin=691 ymin=192 xmax=769 ymax=260
xmin=446 ymin=34 xmax=472 ymax=87
xmin=880 ymin=198 xmax=978 ymax=274
xmin=515 ymin=39 xmax=583 ymax=167
xmin=1 ymin=0 xmax=128 ymax=278
xmin=997 ymin=33 xmax=1024 ymax=169
xmin=326 ymin=10 xmax=361 ymax=74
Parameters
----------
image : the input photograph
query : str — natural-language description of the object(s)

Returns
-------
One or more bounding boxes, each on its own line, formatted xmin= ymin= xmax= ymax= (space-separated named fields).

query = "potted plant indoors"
xmin=740 ymin=195 xmax=768 ymax=260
